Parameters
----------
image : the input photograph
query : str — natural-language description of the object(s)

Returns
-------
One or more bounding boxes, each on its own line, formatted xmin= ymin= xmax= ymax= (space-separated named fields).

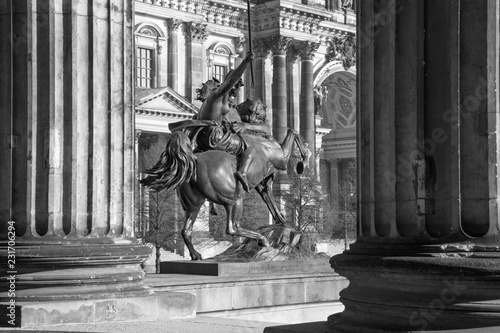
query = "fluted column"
xmin=269 ymin=36 xmax=292 ymax=142
xmin=297 ymin=41 xmax=320 ymax=171
xmin=184 ymin=22 xmax=207 ymax=106
xmin=166 ymin=18 xmax=182 ymax=91
xmin=0 ymin=0 xmax=149 ymax=304
xmin=330 ymin=0 xmax=500 ymax=332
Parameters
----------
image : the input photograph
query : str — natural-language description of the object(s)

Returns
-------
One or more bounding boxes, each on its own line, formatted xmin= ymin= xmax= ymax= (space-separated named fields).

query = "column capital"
xmin=183 ymin=22 xmax=208 ymax=43
xmin=268 ymin=36 xmax=293 ymax=55
xmin=165 ymin=18 xmax=183 ymax=31
xmin=135 ymin=129 xmax=143 ymax=142
xmin=328 ymin=158 xmax=340 ymax=167
xmin=267 ymin=36 xmax=293 ymax=56
xmin=253 ymin=38 xmax=272 ymax=58
xmin=296 ymin=41 xmax=320 ymax=61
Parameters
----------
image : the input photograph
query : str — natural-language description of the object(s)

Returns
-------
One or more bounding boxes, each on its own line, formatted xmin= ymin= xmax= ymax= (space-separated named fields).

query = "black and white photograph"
xmin=1 ymin=0 xmax=499 ymax=332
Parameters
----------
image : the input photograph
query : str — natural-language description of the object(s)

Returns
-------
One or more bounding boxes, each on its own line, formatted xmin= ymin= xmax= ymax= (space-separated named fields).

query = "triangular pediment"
xmin=135 ymin=86 xmax=198 ymax=115
xmin=135 ymin=86 xmax=198 ymax=133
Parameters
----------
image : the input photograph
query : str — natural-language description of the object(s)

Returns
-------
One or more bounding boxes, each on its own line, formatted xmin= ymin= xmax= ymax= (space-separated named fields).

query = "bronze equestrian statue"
xmin=140 ymin=52 xmax=310 ymax=260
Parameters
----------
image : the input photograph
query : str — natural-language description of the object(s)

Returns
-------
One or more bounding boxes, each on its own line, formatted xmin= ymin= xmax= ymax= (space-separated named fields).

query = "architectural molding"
xmin=314 ymin=60 xmax=355 ymax=87
xmin=135 ymin=21 xmax=166 ymax=38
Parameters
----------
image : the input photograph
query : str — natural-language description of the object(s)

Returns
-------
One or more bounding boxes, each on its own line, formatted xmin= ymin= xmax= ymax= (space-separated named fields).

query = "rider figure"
xmin=169 ymin=52 xmax=270 ymax=192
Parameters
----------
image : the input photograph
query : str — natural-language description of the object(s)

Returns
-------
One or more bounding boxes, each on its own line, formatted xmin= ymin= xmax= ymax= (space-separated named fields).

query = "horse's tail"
xmin=139 ymin=131 xmax=197 ymax=192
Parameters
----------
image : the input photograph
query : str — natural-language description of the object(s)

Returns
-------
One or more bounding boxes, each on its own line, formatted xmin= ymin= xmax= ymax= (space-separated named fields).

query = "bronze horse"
xmin=140 ymin=128 xmax=309 ymax=260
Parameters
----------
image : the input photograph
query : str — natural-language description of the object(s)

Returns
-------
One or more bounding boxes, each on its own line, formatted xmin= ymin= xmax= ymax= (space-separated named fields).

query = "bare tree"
xmin=141 ymin=189 xmax=183 ymax=273
xmin=328 ymin=159 xmax=357 ymax=250
xmin=283 ymin=168 xmax=327 ymax=232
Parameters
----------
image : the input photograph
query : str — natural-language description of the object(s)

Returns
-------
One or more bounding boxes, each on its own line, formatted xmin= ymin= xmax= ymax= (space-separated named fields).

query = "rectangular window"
xmin=137 ymin=47 xmax=154 ymax=88
xmin=213 ymin=64 xmax=226 ymax=83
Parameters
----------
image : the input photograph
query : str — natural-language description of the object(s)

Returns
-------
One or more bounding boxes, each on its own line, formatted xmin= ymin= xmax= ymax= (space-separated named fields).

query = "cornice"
xmin=135 ymin=108 xmax=195 ymax=121
xmin=135 ymin=0 xmax=356 ymax=45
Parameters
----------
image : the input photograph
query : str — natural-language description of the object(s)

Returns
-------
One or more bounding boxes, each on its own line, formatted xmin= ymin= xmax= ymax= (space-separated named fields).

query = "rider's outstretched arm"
xmin=216 ymin=52 xmax=254 ymax=97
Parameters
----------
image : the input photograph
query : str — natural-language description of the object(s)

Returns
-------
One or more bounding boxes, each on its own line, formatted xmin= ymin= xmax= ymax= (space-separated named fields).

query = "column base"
xmin=329 ymin=247 xmax=500 ymax=332
xmin=0 ymin=290 xmax=196 ymax=328
xmin=0 ymin=237 xmax=152 ymax=301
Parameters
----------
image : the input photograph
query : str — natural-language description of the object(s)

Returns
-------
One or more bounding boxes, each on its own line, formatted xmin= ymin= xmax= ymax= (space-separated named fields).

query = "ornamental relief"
xmin=138 ymin=25 xmax=160 ymax=37
xmin=184 ymin=22 xmax=208 ymax=43
xmin=325 ymin=34 xmax=356 ymax=70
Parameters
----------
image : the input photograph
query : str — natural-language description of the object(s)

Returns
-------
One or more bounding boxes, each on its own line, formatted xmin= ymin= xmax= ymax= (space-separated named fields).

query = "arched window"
xmin=206 ymin=43 xmax=238 ymax=82
xmin=135 ymin=23 xmax=166 ymax=88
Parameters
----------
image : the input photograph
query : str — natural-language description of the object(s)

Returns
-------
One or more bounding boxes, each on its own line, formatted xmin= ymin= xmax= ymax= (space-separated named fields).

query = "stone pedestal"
xmin=330 ymin=0 xmax=500 ymax=332
xmin=0 ymin=1 xmax=194 ymax=328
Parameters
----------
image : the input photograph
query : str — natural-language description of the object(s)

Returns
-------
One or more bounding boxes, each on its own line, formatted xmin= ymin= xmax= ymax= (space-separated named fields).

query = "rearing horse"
xmin=140 ymin=129 xmax=309 ymax=260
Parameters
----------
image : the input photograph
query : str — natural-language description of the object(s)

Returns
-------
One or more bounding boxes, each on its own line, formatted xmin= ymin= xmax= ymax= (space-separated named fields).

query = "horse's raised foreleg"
xmin=255 ymin=173 xmax=286 ymax=225
xmin=225 ymin=199 xmax=271 ymax=247
xmin=278 ymin=129 xmax=298 ymax=168
xmin=280 ymin=129 xmax=310 ymax=170
xmin=181 ymin=208 xmax=203 ymax=260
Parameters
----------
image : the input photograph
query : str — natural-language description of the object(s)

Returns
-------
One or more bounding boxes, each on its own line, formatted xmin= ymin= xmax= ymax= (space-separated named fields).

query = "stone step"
xmin=0 ymin=291 xmax=195 ymax=328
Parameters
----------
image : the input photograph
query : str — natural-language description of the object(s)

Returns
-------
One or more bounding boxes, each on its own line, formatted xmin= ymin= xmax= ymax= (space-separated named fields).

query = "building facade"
xmin=134 ymin=0 xmax=357 ymax=242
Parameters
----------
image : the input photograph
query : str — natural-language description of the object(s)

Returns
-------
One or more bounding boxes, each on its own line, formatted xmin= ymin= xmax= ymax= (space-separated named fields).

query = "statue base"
xmin=160 ymin=259 xmax=331 ymax=276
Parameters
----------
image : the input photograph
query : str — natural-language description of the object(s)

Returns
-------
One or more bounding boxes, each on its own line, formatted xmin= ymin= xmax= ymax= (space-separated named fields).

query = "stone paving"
xmin=1 ymin=316 xmax=283 ymax=333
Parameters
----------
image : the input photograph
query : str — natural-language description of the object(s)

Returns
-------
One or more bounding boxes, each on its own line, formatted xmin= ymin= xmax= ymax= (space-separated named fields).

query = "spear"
xmin=246 ymin=0 xmax=254 ymax=88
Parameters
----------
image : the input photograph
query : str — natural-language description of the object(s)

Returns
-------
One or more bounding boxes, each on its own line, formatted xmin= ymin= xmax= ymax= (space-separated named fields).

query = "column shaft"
xmin=72 ymin=0 xmax=91 ymax=236
xmin=123 ymin=0 xmax=135 ymax=237
xmin=109 ymin=0 xmax=125 ymax=236
xmin=0 ymin=1 xmax=13 ymax=236
xmin=286 ymin=49 xmax=299 ymax=131
xmin=297 ymin=41 xmax=319 ymax=172
xmin=459 ymin=0 xmax=500 ymax=237
xmin=91 ymin=0 xmax=111 ymax=236
xmin=299 ymin=59 xmax=315 ymax=163
xmin=423 ymin=0 xmax=461 ymax=239
xmin=272 ymin=54 xmax=287 ymax=142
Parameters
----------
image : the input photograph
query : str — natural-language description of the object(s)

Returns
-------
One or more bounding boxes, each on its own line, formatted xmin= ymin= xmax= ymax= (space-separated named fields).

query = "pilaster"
xmin=183 ymin=22 xmax=207 ymax=105
xmin=166 ymin=18 xmax=182 ymax=91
